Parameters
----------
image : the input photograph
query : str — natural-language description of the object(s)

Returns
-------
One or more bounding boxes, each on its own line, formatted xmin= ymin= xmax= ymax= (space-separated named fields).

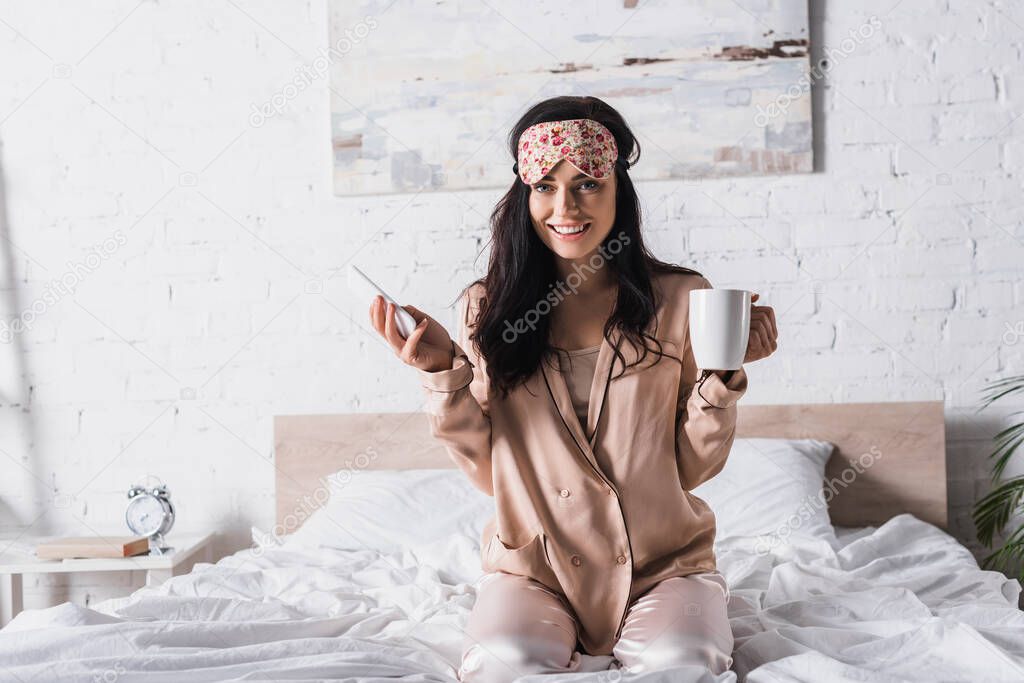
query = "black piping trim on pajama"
xmin=541 ymin=340 xmax=635 ymax=647
xmin=540 ymin=345 xmax=618 ymax=495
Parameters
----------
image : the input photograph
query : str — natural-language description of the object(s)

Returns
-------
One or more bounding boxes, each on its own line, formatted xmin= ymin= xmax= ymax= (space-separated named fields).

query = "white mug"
xmin=688 ymin=288 xmax=751 ymax=371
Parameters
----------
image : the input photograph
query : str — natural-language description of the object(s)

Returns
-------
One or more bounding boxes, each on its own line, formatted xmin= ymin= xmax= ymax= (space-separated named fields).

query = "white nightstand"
xmin=0 ymin=532 xmax=215 ymax=627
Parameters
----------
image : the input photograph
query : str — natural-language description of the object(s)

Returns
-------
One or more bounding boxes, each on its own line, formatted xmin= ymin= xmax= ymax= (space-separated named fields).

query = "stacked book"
xmin=35 ymin=536 xmax=150 ymax=560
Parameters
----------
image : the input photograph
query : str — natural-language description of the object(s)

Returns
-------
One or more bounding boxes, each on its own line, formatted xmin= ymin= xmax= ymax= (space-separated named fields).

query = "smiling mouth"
xmin=547 ymin=222 xmax=592 ymax=236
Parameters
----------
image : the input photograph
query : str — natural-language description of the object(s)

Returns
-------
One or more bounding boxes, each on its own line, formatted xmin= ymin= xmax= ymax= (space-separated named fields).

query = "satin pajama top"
xmin=417 ymin=270 xmax=749 ymax=655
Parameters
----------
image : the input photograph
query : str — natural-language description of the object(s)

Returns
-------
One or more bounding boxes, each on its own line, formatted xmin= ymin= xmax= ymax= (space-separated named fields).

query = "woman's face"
xmin=528 ymin=159 xmax=617 ymax=260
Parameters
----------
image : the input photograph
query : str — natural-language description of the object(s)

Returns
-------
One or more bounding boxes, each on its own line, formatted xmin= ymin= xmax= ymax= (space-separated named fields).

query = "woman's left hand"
xmin=744 ymin=293 xmax=778 ymax=363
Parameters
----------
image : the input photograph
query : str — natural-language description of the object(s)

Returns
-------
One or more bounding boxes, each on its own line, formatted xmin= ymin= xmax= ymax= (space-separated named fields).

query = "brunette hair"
xmin=454 ymin=95 xmax=702 ymax=399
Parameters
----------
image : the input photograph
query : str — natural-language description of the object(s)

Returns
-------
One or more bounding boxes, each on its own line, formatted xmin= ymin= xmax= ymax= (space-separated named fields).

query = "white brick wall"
xmin=0 ymin=0 xmax=1021 ymax=607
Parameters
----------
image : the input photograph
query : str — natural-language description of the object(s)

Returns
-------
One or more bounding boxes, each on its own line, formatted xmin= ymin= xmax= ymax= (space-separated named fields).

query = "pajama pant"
xmin=457 ymin=570 xmax=733 ymax=682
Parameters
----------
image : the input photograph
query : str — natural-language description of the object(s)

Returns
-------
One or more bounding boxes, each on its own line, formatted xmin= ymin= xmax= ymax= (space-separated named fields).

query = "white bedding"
xmin=1 ymin=514 xmax=1022 ymax=682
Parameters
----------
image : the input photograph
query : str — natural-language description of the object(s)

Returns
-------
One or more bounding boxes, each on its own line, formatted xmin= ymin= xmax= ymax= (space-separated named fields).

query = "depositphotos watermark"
xmin=1003 ymin=320 xmax=1023 ymax=345
xmin=501 ymin=229 xmax=632 ymax=344
xmin=249 ymin=15 xmax=379 ymax=128
xmin=755 ymin=445 xmax=883 ymax=555
xmin=0 ymin=230 xmax=127 ymax=344
xmin=92 ymin=662 xmax=126 ymax=683
xmin=755 ymin=15 xmax=883 ymax=128
xmin=252 ymin=444 xmax=380 ymax=555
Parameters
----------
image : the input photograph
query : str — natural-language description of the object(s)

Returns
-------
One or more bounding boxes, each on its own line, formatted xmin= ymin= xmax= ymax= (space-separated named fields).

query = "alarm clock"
xmin=126 ymin=480 xmax=175 ymax=554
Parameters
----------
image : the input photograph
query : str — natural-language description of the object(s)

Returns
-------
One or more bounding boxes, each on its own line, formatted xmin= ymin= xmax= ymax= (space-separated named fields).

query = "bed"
xmin=1 ymin=400 xmax=1022 ymax=682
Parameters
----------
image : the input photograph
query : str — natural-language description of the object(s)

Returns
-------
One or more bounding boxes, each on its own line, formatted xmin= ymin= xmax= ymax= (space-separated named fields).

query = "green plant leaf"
xmin=990 ymin=425 xmax=1024 ymax=481
xmin=971 ymin=374 xmax=1024 ymax=582
xmin=980 ymin=523 xmax=1024 ymax=580
xmin=973 ymin=476 xmax=1024 ymax=546
xmin=977 ymin=374 xmax=1024 ymax=412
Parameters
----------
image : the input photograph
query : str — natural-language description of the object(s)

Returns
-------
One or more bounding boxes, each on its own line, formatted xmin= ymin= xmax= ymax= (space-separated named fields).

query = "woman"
xmin=369 ymin=96 xmax=778 ymax=680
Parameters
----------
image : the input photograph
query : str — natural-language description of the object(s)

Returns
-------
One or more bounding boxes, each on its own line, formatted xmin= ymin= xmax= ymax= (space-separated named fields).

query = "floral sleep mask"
xmin=514 ymin=118 xmax=623 ymax=184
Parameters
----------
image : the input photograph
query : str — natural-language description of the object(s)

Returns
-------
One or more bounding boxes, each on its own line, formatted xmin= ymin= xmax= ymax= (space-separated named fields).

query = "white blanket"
xmin=1 ymin=514 xmax=1021 ymax=682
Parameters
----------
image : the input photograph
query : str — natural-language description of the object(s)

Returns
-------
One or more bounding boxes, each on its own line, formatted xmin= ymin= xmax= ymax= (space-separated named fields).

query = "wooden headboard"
xmin=274 ymin=401 xmax=946 ymax=534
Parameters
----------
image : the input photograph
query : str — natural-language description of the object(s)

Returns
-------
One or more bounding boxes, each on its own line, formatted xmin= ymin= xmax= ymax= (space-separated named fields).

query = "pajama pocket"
xmin=483 ymin=531 xmax=562 ymax=594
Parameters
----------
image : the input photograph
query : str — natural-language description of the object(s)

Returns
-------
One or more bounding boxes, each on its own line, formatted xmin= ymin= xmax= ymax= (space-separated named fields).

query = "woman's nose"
xmin=554 ymin=186 xmax=576 ymax=213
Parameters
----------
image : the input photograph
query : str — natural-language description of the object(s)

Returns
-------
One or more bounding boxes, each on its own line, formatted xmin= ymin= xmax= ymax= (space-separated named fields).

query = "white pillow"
xmin=288 ymin=438 xmax=837 ymax=557
xmin=287 ymin=468 xmax=495 ymax=553
xmin=692 ymin=437 xmax=840 ymax=549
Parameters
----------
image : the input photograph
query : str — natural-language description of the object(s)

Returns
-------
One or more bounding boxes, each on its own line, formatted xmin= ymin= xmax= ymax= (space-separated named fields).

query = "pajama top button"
xmin=571 ymin=555 xmax=582 ymax=566
xmin=616 ymin=555 xmax=627 ymax=565
xmin=559 ymin=488 xmax=570 ymax=497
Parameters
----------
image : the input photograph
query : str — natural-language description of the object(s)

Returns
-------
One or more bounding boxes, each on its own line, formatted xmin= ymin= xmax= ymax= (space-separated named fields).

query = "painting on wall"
xmin=329 ymin=0 xmax=812 ymax=197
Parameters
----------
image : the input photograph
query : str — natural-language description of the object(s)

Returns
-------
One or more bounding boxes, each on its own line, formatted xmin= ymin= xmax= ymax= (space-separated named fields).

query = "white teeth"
xmin=549 ymin=223 xmax=589 ymax=235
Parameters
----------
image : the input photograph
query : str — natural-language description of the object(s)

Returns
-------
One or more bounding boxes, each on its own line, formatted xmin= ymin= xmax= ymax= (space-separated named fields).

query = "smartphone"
xmin=347 ymin=264 xmax=418 ymax=338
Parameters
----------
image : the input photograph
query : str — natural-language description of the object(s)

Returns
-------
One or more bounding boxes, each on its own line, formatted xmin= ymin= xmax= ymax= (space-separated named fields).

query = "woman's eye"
xmin=533 ymin=181 xmax=598 ymax=193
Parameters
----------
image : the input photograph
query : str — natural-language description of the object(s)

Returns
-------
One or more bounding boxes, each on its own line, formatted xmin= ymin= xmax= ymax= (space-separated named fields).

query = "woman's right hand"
xmin=369 ymin=295 xmax=455 ymax=372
